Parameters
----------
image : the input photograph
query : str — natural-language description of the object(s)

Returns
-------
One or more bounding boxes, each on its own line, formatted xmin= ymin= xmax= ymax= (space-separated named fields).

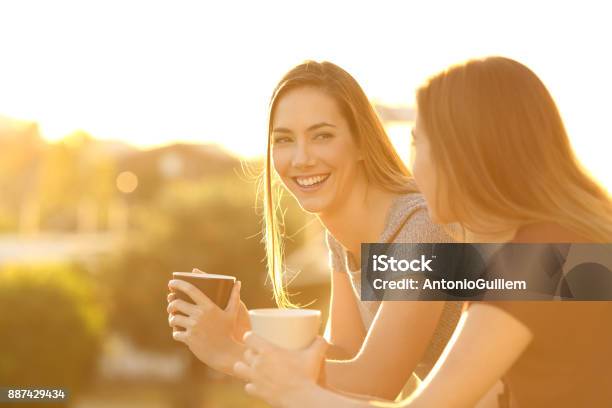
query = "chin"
xmin=293 ymin=193 xmax=335 ymax=214
xmin=287 ymin=187 xmax=333 ymax=215
xmin=297 ymin=201 xmax=328 ymax=215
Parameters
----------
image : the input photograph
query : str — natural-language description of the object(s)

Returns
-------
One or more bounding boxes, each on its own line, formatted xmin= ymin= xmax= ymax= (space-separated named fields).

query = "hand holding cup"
xmin=166 ymin=269 xmax=250 ymax=374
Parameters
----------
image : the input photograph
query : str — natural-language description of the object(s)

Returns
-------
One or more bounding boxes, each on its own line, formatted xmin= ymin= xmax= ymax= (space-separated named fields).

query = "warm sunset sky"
xmin=0 ymin=1 xmax=610 ymax=188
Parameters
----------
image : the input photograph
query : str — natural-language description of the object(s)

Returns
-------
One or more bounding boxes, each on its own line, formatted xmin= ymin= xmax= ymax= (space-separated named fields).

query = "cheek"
xmin=412 ymin=150 xmax=430 ymax=191
xmin=271 ymin=147 xmax=290 ymax=178
xmin=327 ymin=139 xmax=360 ymax=172
xmin=412 ymin=148 xmax=438 ymax=208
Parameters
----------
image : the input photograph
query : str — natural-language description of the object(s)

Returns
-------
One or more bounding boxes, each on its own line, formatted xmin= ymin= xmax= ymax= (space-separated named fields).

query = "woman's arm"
xmin=272 ymin=302 xmax=533 ymax=408
xmin=325 ymin=300 xmax=445 ymax=400
xmin=325 ymin=271 xmax=367 ymax=359
xmin=398 ymin=303 xmax=533 ymax=407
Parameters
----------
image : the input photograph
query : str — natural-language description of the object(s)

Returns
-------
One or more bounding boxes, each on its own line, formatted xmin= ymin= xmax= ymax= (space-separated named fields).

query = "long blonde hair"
xmin=416 ymin=56 xmax=612 ymax=242
xmin=264 ymin=60 xmax=416 ymax=307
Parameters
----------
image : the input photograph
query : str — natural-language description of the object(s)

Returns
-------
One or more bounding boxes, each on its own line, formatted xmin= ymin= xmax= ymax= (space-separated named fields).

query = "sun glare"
xmin=0 ymin=1 xmax=609 ymax=188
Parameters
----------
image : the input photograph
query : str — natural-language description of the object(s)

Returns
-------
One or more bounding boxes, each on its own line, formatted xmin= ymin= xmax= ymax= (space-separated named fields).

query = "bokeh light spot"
xmin=116 ymin=171 xmax=138 ymax=193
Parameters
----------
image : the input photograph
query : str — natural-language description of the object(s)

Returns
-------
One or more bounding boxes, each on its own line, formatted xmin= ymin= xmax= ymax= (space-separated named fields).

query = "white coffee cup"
xmin=248 ymin=308 xmax=321 ymax=350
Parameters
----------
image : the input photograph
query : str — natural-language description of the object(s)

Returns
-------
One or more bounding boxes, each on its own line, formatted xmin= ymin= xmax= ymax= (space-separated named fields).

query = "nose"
xmin=291 ymin=141 xmax=316 ymax=169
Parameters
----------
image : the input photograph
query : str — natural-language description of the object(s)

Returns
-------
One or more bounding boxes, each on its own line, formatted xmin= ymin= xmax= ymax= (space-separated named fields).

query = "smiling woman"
xmin=263 ymin=61 xmax=416 ymax=307
xmin=252 ymin=60 xmax=464 ymax=401
xmin=270 ymin=87 xmax=363 ymax=215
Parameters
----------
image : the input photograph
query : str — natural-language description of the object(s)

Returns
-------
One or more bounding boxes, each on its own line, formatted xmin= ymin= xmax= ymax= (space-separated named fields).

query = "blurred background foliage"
xmin=0 ymin=263 xmax=105 ymax=408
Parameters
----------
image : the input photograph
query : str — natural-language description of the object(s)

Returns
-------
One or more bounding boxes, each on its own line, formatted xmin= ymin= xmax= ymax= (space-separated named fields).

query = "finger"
xmin=243 ymin=331 xmax=275 ymax=354
xmin=168 ymin=314 xmax=195 ymax=329
xmin=243 ymin=348 xmax=258 ymax=365
xmin=167 ymin=292 xmax=177 ymax=303
xmin=233 ymin=361 xmax=255 ymax=382
xmin=168 ymin=279 xmax=215 ymax=308
xmin=167 ymin=299 xmax=199 ymax=316
xmin=225 ymin=281 xmax=242 ymax=314
xmin=244 ymin=383 xmax=266 ymax=400
xmin=192 ymin=268 xmax=207 ymax=274
xmin=172 ymin=329 xmax=189 ymax=344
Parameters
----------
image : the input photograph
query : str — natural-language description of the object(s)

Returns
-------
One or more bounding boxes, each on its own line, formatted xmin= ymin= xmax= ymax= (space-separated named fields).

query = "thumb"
xmin=225 ymin=281 xmax=242 ymax=314
xmin=192 ymin=268 xmax=207 ymax=274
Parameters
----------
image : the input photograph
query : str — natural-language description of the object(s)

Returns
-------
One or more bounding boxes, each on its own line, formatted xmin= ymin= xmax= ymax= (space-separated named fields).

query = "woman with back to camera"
xmin=166 ymin=61 xmax=467 ymax=401
xmin=235 ymin=57 xmax=612 ymax=407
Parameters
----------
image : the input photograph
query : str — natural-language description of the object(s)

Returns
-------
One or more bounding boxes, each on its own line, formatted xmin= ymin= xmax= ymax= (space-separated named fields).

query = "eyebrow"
xmin=272 ymin=122 xmax=336 ymax=134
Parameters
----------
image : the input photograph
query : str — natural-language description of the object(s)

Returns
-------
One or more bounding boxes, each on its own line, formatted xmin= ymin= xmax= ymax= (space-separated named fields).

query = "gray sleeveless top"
xmin=325 ymin=192 xmax=463 ymax=378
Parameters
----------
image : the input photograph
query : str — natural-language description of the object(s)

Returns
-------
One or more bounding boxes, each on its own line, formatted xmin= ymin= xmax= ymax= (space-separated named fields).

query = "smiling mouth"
xmin=293 ymin=173 xmax=331 ymax=188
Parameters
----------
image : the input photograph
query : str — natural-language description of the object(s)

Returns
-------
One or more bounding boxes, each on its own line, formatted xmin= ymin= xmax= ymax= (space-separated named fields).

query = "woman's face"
xmin=271 ymin=86 xmax=363 ymax=215
xmin=411 ymin=114 xmax=447 ymax=223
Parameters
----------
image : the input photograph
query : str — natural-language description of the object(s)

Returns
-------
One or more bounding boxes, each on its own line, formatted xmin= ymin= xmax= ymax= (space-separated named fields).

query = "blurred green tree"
xmin=0 ymin=262 xmax=106 ymax=403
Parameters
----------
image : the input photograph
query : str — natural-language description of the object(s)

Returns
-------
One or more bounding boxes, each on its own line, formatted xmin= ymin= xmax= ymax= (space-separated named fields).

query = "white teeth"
xmin=296 ymin=174 xmax=329 ymax=187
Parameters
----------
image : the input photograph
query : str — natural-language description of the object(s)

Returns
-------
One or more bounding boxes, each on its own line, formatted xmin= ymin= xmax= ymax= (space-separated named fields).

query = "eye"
xmin=313 ymin=133 xmax=333 ymax=141
xmin=273 ymin=136 xmax=292 ymax=144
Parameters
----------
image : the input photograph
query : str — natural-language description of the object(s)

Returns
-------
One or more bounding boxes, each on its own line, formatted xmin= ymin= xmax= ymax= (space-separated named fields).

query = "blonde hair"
xmin=263 ymin=60 xmax=417 ymax=307
xmin=416 ymin=56 xmax=612 ymax=242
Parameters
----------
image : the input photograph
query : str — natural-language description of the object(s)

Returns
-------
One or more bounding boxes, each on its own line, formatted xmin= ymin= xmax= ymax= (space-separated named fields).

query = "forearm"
xmin=289 ymin=382 xmax=380 ymax=408
xmin=325 ymin=343 xmax=357 ymax=360
xmin=305 ymin=377 xmax=444 ymax=408
xmin=323 ymin=358 xmax=400 ymax=401
xmin=324 ymin=301 xmax=445 ymax=400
